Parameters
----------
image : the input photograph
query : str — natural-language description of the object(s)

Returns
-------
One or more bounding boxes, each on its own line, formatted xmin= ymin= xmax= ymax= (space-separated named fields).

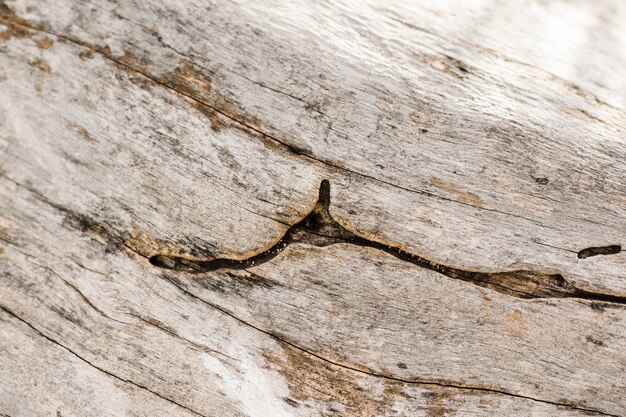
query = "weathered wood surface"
xmin=1 ymin=0 xmax=625 ymax=416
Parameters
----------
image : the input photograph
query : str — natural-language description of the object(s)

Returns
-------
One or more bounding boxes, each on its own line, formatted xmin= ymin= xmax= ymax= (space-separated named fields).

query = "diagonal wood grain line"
xmin=0 ymin=306 xmax=210 ymax=417
xmin=0 ymin=11 xmax=560 ymax=226
xmin=161 ymin=275 xmax=619 ymax=417
xmin=151 ymin=180 xmax=625 ymax=304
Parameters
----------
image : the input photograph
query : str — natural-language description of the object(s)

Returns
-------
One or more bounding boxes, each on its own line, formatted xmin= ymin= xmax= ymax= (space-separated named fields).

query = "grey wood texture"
xmin=0 ymin=0 xmax=625 ymax=416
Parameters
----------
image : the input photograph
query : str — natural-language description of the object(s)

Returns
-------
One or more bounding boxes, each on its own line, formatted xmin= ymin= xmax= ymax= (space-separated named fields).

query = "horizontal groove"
xmin=151 ymin=180 xmax=626 ymax=305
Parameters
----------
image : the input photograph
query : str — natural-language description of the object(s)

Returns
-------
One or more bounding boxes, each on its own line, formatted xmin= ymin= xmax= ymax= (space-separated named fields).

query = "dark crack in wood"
xmin=150 ymin=180 xmax=626 ymax=305
xmin=578 ymin=245 xmax=622 ymax=260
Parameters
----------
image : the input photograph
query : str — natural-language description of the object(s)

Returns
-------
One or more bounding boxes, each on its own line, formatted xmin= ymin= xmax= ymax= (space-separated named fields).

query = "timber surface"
xmin=0 ymin=0 xmax=625 ymax=416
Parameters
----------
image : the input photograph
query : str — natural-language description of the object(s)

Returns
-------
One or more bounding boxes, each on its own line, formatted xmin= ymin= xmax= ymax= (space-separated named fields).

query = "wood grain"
xmin=0 ymin=0 xmax=625 ymax=415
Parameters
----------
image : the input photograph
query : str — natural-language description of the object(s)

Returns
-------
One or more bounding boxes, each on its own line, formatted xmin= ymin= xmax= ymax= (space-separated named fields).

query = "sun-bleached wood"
xmin=0 ymin=0 xmax=625 ymax=416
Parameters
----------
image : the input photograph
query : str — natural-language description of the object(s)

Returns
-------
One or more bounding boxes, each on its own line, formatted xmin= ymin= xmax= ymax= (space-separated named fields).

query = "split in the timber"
xmin=578 ymin=245 xmax=621 ymax=260
xmin=150 ymin=180 xmax=626 ymax=304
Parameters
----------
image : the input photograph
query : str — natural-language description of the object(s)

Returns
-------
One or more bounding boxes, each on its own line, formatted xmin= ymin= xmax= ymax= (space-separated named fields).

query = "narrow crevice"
xmin=151 ymin=180 xmax=626 ymax=305
xmin=160 ymin=275 xmax=617 ymax=416
xmin=578 ymin=245 xmax=621 ymax=260
xmin=0 ymin=305 xmax=210 ymax=417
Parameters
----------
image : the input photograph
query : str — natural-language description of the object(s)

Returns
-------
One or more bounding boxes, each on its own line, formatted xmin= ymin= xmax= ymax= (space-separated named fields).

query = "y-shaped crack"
xmin=151 ymin=180 xmax=625 ymax=303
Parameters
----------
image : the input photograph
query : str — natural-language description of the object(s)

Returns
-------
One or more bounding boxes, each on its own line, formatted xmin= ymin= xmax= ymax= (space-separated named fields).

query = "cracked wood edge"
xmin=1 ymin=0 xmax=625 ymax=416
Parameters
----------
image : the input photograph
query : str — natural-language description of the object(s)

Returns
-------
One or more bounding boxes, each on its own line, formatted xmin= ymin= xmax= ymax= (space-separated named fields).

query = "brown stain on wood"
xmin=410 ymin=111 xmax=432 ymax=130
xmin=430 ymin=177 xmax=485 ymax=208
xmin=162 ymin=61 xmax=212 ymax=97
xmin=78 ymin=49 xmax=95 ymax=60
xmin=114 ymin=53 xmax=263 ymax=134
xmin=33 ymin=58 xmax=51 ymax=74
xmin=0 ymin=226 xmax=13 ymax=244
xmin=550 ymin=76 xmax=603 ymax=107
xmin=424 ymin=388 xmax=449 ymax=417
xmin=124 ymin=228 xmax=210 ymax=262
xmin=180 ymin=86 xmax=263 ymax=134
xmin=479 ymin=294 xmax=492 ymax=321
xmin=0 ymin=2 xmax=38 ymax=43
xmin=70 ymin=124 xmax=92 ymax=140
xmin=31 ymin=57 xmax=51 ymax=92
xmin=0 ymin=18 xmax=33 ymax=42
xmin=505 ymin=310 xmax=528 ymax=338
xmin=425 ymin=54 xmax=471 ymax=79
xmin=561 ymin=108 xmax=601 ymax=123
xmin=264 ymin=343 xmax=409 ymax=417
xmin=35 ymin=36 xmax=54 ymax=50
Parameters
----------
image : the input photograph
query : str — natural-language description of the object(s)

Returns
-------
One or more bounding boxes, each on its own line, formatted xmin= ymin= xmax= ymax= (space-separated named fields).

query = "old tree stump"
xmin=1 ymin=0 xmax=625 ymax=416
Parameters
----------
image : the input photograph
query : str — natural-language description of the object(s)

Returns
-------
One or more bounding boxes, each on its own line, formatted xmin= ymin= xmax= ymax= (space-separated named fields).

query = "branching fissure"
xmin=151 ymin=180 xmax=626 ymax=305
